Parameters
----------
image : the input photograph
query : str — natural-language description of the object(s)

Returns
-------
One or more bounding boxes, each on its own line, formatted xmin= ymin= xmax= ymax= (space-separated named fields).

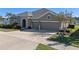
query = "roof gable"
xmin=32 ymin=8 xmax=57 ymax=19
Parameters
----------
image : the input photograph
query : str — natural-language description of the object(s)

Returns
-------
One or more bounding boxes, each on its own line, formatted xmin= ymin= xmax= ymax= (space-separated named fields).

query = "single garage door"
xmin=32 ymin=22 xmax=60 ymax=31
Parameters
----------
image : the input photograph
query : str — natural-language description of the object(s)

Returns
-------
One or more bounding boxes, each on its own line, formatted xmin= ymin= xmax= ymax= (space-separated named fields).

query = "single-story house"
xmin=12 ymin=8 xmax=69 ymax=31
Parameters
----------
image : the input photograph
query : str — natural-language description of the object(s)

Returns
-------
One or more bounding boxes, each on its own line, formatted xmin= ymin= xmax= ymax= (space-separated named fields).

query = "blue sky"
xmin=0 ymin=8 xmax=79 ymax=17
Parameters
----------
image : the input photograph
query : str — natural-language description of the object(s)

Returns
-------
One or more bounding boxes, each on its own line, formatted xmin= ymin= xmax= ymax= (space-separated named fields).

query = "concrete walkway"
xmin=1 ymin=31 xmax=79 ymax=50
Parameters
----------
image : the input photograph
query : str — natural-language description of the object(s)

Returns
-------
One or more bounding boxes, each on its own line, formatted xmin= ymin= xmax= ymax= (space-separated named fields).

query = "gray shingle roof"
xmin=17 ymin=8 xmax=56 ymax=19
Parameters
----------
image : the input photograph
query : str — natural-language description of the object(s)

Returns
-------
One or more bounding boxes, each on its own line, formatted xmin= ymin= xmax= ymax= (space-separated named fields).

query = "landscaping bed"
xmin=36 ymin=43 xmax=57 ymax=50
xmin=48 ymin=25 xmax=79 ymax=48
xmin=48 ymin=35 xmax=79 ymax=47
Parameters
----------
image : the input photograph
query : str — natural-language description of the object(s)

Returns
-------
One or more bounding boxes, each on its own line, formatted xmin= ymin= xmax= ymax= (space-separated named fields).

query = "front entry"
xmin=22 ymin=19 xmax=26 ymax=28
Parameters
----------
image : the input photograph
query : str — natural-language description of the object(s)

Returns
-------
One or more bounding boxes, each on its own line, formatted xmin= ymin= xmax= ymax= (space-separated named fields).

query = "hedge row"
xmin=0 ymin=23 xmax=21 ymax=29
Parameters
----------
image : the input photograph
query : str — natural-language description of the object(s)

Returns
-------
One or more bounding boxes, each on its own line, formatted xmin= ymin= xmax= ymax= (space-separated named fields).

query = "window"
xmin=48 ymin=15 xmax=51 ymax=19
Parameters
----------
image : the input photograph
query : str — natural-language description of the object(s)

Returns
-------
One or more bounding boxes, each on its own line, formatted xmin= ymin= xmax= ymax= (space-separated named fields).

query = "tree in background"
xmin=0 ymin=16 xmax=5 ymax=20
xmin=5 ymin=12 xmax=17 ymax=23
xmin=57 ymin=10 xmax=76 ymax=30
xmin=65 ymin=11 xmax=73 ymax=25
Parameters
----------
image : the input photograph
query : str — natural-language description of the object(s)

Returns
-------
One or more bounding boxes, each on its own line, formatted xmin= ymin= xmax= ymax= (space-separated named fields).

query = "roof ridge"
xmin=32 ymin=8 xmax=49 ymax=13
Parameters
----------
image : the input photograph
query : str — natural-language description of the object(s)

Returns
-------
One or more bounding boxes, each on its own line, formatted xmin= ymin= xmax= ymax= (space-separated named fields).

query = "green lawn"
xmin=0 ymin=28 xmax=19 ymax=32
xmin=48 ymin=25 xmax=79 ymax=48
xmin=36 ymin=43 xmax=57 ymax=50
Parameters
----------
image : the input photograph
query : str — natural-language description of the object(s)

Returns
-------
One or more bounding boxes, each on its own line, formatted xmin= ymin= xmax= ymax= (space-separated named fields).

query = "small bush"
xmin=14 ymin=26 xmax=21 ymax=29
xmin=66 ymin=30 xmax=70 ymax=33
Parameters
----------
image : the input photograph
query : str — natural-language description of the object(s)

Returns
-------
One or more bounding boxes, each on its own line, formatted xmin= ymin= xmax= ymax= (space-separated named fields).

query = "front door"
xmin=22 ymin=19 xmax=26 ymax=28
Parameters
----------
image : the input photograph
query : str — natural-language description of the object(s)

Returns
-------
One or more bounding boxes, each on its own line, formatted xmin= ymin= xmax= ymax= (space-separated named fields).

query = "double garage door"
xmin=32 ymin=22 xmax=60 ymax=31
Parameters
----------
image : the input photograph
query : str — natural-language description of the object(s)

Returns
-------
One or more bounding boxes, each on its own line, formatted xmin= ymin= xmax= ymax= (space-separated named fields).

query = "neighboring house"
xmin=12 ymin=8 xmax=69 ymax=31
xmin=0 ymin=19 xmax=10 ymax=24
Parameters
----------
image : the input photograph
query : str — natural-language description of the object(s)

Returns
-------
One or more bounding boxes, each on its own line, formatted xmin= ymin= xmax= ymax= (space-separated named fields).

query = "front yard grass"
xmin=0 ymin=28 xmax=19 ymax=32
xmin=36 ymin=43 xmax=57 ymax=50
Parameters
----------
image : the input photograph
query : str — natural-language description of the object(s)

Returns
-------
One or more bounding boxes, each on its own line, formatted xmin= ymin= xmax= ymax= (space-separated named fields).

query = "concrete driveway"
xmin=0 ymin=32 xmax=38 ymax=50
xmin=0 ymin=30 xmax=55 ymax=50
xmin=2 ymin=30 xmax=79 ymax=50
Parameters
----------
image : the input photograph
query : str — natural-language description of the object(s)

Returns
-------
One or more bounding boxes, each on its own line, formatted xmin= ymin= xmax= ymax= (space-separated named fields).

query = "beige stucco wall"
xmin=32 ymin=13 xmax=58 ymax=21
